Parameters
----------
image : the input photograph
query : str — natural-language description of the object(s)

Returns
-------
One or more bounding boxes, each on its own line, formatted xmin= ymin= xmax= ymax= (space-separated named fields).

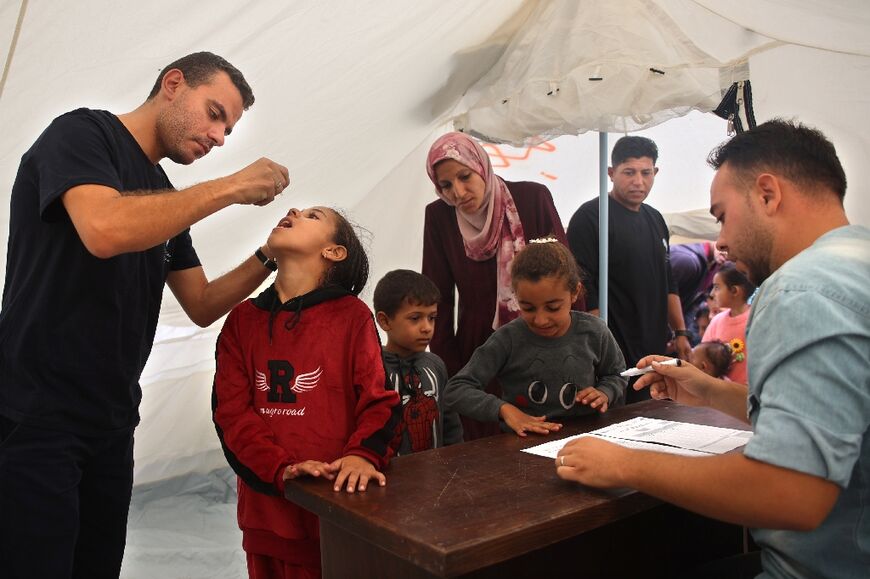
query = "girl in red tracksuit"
xmin=213 ymin=206 xmax=399 ymax=579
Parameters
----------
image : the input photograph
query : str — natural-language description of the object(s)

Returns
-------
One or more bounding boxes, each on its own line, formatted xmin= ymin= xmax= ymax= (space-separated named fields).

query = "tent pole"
xmin=0 ymin=0 xmax=30 ymax=104
xmin=598 ymin=131 xmax=608 ymax=323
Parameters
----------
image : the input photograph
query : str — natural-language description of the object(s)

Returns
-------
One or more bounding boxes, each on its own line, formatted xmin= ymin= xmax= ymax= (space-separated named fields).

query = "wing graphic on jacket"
xmin=292 ymin=366 xmax=322 ymax=393
xmin=255 ymin=370 xmax=270 ymax=392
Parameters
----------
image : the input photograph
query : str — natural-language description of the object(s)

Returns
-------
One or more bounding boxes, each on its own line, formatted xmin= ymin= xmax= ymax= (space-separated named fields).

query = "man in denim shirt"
xmin=554 ymin=119 xmax=869 ymax=579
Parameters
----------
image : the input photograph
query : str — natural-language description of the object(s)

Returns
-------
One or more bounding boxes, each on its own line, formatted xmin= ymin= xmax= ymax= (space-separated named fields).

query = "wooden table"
xmin=285 ymin=400 xmax=749 ymax=578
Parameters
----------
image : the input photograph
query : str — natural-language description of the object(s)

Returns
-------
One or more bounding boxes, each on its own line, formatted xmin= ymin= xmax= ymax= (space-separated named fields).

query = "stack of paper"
xmin=522 ymin=417 xmax=753 ymax=459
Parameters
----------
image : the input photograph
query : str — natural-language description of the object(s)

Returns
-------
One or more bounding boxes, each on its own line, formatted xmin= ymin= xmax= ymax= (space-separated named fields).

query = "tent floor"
xmin=123 ymin=467 xmax=246 ymax=579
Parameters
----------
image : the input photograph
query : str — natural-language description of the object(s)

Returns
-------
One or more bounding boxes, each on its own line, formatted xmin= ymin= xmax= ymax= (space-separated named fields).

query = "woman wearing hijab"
xmin=422 ymin=132 xmax=577 ymax=440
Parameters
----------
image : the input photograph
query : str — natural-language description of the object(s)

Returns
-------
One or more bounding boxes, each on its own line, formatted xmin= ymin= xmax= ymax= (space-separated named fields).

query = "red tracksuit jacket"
xmin=212 ymin=284 xmax=399 ymax=564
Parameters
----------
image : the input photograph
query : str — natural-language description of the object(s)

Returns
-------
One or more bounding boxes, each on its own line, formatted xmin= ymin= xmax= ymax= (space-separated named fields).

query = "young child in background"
xmin=444 ymin=239 xmax=627 ymax=437
xmin=373 ymin=270 xmax=463 ymax=455
xmin=212 ymin=207 xmax=399 ymax=579
xmin=702 ymin=262 xmax=756 ymax=384
xmin=691 ymin=340 xmax=732 ymax=378
xmin=706 ymin=291 xmax=724 ymax=318
xmin=694 ymin=303 xmax=711 ymax=341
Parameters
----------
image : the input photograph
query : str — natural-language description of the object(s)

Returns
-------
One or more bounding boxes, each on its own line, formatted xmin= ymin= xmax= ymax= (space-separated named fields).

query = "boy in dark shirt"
xmin=374 ymin=270 xmax=463 ymax=454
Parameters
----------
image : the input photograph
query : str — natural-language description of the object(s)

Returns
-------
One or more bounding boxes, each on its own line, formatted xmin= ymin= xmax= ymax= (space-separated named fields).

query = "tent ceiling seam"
xmin=0 ymin=0 xmax=29 ymax=104
xmin=689 ymin=0 xmax=870 ymax=58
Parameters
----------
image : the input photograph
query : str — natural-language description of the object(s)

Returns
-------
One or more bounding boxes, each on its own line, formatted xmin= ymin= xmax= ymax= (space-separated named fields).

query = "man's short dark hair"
xmin=611 ymin=136 xmax=658 ymax=167
xmin=707 ymin=118 xmax=846 ymax=201
xmin=373 ymin=270 xmax=440 ymax=318
xmin=147 ymin=51 xmax=254 ymax=110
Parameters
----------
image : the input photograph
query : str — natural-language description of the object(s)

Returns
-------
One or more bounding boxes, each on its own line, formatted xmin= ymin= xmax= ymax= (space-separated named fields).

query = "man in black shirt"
xmin=0 ymin=52 xmax=288 ymax=578
xmin=567 ymin=136 xmax=691 ymax=403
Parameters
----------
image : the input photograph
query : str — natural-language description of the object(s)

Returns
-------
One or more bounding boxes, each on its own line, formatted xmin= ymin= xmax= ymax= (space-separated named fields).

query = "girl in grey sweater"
xmin=444 ymin=239 xmax=627 ymax=436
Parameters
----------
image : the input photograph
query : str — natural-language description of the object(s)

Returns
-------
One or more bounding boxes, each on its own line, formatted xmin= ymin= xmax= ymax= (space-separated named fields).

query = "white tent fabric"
xmin=1 ymin=0 xmax=868 ymax=550
xmin=453 ymin=0 xmax=870 ymax=202
xmin=454 ymin=0 xmax=770 ymax=142
xmin=693 ymin=0 xmax=870 ymax=56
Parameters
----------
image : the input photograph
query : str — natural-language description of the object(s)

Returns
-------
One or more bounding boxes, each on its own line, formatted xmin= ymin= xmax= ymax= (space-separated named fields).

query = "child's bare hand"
xmin=329 ymin=455 xmax=385 ymax=493
xmin=575 ymin=386 xmax=610 ymax=413
xmin=283 ymin=460 xmax=337 ymax=481
xmin=499 ymin=403 xmax=562 ymax=437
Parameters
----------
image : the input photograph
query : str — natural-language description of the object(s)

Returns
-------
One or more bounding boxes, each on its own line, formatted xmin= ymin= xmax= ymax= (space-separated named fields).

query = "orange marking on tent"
xmin=539 ymin=171 xmax=558 ymax=180
xmin=482 ymin=141 xmax=557 ymax=169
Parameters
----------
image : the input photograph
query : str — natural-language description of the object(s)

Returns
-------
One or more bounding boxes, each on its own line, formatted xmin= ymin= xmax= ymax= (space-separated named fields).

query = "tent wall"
xmin=749 ymin=44 xmax=870 ymax=229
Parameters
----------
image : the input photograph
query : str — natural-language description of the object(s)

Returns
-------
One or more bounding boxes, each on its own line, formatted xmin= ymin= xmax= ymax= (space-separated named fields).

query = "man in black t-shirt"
xmin=567 ymin=136 xmax=691 ymax=403
xmin=0 ymin=52 xmax=288 ymax=578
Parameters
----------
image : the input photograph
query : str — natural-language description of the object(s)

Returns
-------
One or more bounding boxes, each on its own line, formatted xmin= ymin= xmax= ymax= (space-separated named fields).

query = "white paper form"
xmin=591 ymin=417 xmax=753 ymax=453
xmin=522 ymin=433 xmax=713 ymax=459
xmin=522 ymin=416 xmax=752 ymax=459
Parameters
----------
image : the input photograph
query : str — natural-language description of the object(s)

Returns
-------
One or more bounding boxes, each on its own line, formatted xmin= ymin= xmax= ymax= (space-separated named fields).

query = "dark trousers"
xmin=0 ymin=415 xmax=134 ymax=579
xmin=682 ymin=550 xmax=763 ymax=579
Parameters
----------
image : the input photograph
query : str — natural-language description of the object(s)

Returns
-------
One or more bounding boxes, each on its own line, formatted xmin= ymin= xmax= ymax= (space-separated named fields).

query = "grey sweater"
xmin=444 ymin=311 xmax=627 ymax=423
